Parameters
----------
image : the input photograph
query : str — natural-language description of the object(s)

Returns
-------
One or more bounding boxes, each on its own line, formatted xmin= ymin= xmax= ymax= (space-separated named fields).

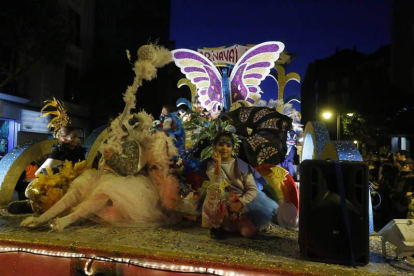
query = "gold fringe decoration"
xmin=39 ymin=97 xmax=71 ymax=138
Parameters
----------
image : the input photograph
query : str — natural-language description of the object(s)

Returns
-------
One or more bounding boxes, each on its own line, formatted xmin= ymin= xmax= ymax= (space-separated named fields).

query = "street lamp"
xmin=321 ymin=110 xmax=356 ymax=141
xmin=321 ymin=110 xmax=340 ymax=141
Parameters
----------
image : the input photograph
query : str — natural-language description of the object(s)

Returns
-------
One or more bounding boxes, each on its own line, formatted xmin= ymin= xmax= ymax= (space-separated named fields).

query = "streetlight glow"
xmin=347 ymin=113 xmax=354 ymax=117
xmin=322 ymin=112 xmax=332 ymax=119
xmin=321 ymin=110 xmax=339 ymax=141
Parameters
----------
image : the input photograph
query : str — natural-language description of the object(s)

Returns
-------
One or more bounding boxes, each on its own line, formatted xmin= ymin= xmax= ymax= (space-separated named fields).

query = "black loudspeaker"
xmin=299 ymin=159 xmax=370 ymax=266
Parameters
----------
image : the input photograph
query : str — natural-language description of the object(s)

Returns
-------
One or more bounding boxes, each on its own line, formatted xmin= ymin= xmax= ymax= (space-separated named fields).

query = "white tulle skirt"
xmin=67 ymin=170 xmax=178 ymax=227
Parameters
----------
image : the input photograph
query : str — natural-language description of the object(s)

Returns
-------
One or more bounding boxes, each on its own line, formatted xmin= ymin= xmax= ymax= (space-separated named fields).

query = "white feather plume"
xmin=99 ymin=44 xmax=172 ymax=157
xmin=148 ymin=131 xmax=178 ymax=167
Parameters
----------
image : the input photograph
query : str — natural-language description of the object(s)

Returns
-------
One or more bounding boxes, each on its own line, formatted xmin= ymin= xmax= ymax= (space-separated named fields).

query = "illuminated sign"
xmin=21 ymin=109 xmax=51 ymax=133
xmin=197 ymin=45 xmax=251 ymax=65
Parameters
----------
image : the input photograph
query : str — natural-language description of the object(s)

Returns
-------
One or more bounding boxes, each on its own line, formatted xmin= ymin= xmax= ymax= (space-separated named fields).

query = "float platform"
xmin=0 ymin=208 xmax=412 ymax=276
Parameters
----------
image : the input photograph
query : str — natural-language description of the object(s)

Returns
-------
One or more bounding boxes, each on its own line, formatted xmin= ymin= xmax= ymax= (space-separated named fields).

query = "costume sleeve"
xmin=238 ymin=172 xmax=258 ymax=206
xmin=206 ymin=161 xmax=224 ymax=183
xmin=48 ymin=144 xmax=61 ymax=160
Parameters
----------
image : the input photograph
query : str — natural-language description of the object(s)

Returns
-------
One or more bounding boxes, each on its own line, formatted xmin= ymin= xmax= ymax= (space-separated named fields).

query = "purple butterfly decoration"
xmin=172 ymin=41 xmax=285 ymax=112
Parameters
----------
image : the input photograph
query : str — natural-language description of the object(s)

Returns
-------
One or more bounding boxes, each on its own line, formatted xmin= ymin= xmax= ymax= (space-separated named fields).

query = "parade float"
xmin=0 ymin=42 xmax=410 ymax=276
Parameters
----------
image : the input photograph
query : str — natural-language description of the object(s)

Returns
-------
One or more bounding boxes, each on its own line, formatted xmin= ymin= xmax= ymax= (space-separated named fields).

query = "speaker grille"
xmin=299 ymin=160 xmax=370 ymax=266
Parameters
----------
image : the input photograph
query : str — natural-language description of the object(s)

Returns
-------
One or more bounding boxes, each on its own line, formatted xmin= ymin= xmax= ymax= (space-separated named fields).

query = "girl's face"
xmin=215 ymin=137 xmax=234 ymax=161
xmin=60 ymin=131 xmax=79 ymax=147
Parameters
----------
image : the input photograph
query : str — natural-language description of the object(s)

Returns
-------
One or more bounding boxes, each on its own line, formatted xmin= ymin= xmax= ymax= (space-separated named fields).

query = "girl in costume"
xmin=8 ymin=98 xmax=87 ymax=214
xmin=48 ymin=126 xmax=86 ymax=164
xmin=202 ymin=132 xmax=278 ymax=238
xmin=41 ymin=97 xmax=86 ymax=165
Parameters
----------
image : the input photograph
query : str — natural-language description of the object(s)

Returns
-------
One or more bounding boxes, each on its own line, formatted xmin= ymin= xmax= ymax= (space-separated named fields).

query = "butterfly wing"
xmin=172 ymin=49 xmax=223 ymax=112
xmin=230 ymin=41 xmax=285 ymax=106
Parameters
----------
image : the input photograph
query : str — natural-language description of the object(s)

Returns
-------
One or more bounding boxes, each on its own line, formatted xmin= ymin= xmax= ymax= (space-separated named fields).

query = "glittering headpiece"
xmin=39 ymin=97 xmax=71 ymax=138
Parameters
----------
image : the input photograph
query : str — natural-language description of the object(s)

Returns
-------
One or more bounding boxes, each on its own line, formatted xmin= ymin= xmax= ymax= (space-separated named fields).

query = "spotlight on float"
xmin=377 ymin=219 xmax=414 ymax=258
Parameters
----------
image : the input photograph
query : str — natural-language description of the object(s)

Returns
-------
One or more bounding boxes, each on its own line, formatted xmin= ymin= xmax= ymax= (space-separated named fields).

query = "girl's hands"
xmin=212 ymin=150 xmax=222 ymax=177
xmin=212 ymin=151 xmax=221 ymax=164
xmin=229 ymin=201 xmax=243 ymax=212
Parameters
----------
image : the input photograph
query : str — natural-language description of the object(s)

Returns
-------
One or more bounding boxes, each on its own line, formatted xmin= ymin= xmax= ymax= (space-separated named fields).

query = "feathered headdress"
xmin=39 ymin=97 xmax=71 ymax=138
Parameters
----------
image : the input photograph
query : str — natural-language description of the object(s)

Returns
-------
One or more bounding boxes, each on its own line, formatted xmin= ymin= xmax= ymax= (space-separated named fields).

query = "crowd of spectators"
xmin=364 ymin=150 xmax=414 ymax=228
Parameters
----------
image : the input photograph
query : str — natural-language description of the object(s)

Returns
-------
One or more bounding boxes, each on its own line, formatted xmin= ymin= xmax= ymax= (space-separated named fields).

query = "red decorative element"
xmin=184 ymin=171 xmax=207 ymax=195
xmin=255 ymin=164 xmax=299 ymax=214
xmin=282 ymin=173 xmax=299 ymax=214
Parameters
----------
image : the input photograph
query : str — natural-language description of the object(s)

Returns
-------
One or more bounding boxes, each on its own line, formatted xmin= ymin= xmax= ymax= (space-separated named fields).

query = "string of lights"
xmin=0 ymin=245 xmax=261 ymax=276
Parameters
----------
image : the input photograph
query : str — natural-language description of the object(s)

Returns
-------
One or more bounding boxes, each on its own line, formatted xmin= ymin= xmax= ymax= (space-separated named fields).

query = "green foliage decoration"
xmin=183 ymin=110 xmax=241 ymax=160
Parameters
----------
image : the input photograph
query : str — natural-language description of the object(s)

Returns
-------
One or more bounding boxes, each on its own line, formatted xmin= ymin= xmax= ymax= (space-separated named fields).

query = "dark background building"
xmin=77 ymin=0 xmax=186 ymax=129
xmin=388 ymin=0 xmax=414 ymax=153
xmin=1 ymin=0 xmax=412 ymax=156
xmin=301 ymin=0 xmax=414 ymax=155
xmin=0 ymin=0 xmax=95 ymax=156
xmin=0 ymin=0 xmax=187 ymax=156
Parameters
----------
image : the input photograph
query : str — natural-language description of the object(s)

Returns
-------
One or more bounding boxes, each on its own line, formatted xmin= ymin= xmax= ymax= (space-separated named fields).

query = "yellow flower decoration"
xmin=202 ymin=179 xmax=231 ymax=196
xmin=73 ymin=160 xmax=87 ymax=176
xmin=26 ymin=160 xmax=89 ymax=214
xmin=39 ymin=188 xmax=63 ymax=213
xmin=219 ymin=179 xmax=231 ymax=195
xmin=59 ymin=161 xmax=76 ymax=181
xmin=202 ymin=180 xmax=212 ymax=188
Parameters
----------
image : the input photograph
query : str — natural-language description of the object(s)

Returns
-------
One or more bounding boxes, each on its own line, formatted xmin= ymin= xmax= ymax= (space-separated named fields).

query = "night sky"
xmin=170 ymin=0 xmax=391 ymax=105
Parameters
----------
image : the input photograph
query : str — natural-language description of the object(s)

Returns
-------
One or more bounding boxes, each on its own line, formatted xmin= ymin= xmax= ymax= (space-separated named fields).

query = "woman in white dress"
xmin=21 ymin=113 xmax=181 ymax=231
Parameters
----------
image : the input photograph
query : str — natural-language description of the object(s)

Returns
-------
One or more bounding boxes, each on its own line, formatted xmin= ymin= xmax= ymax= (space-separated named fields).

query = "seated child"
xmin=202 ymin=132 xmax=278 ymax=238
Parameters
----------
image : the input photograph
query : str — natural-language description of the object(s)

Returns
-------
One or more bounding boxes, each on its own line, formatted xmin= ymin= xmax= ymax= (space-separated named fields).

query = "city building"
xmin=0 ymin=0 xmax=95 ymax=158
xmin=0 ymin=0 xmax=175 ymax=157
xmin=389 ymin=0 xmax=414 ymax=153
xmin=301 ymin=0 xmax=414 ymax=154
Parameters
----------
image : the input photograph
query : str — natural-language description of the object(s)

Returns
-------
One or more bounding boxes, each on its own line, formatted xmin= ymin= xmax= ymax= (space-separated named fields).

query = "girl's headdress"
xmin=39 ymin=97 xmax=71 ymax=138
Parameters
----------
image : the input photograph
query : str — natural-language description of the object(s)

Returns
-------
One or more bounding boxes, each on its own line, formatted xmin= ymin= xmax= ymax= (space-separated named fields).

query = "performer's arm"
xmin=206 ymin=159 xmax=223 ymax=183
xmin=238 ymin=173 xmax=258 ymax=206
